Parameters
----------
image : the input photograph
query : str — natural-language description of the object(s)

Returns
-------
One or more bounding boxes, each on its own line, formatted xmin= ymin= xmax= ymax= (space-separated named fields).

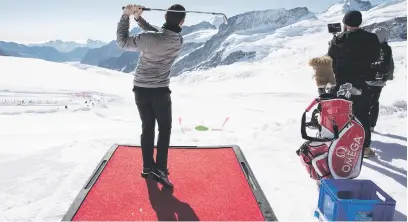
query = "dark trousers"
xmin=332 ymin=83 xmax=372 ymax=148
xmin=352 ymin=91 xmax=371 ymax=148
xmin=368 ymin=86 xmax=383 ymax=128
xmin=133 ymin=86 xmax=172 ymax=171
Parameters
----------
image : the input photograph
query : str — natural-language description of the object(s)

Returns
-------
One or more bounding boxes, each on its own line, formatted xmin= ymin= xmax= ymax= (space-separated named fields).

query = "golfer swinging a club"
xmin=117 ymin=4 xmax=186 ymax=189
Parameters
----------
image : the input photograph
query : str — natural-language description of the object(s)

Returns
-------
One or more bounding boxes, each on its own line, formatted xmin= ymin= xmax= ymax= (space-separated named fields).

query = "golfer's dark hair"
xmin=165 ymin=4 xmax=186 ymax=25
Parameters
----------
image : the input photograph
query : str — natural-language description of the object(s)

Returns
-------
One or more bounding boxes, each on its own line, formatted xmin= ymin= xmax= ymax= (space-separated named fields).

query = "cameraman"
xmin=328 ymin=10 xmax=380 ymax=158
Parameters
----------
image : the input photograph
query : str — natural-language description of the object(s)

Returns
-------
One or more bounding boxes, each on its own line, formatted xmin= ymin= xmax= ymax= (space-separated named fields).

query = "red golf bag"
xmin=296 ymin=92 xmax=365 ymax=181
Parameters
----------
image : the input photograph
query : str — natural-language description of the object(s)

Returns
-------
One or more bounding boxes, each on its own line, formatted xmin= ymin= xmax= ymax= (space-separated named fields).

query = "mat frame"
xmin=62 ymin=144 xmax=278 ymax=221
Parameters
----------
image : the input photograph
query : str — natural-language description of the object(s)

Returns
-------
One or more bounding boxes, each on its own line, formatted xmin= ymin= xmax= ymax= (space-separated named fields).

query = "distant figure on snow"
xmin=117 ymin=3 xmax=186 ymax=189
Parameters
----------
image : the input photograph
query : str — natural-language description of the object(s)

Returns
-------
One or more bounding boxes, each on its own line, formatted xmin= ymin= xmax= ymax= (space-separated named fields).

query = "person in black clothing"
xmin=367 ymin=27 xmax=393 ymax=134
xmin=327 ymin=10 xmax=380 ymax=158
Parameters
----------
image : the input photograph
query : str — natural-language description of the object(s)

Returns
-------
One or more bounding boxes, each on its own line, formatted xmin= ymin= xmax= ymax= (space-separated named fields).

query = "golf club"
xmin=121 ymin=6 xmax=228 ymax=24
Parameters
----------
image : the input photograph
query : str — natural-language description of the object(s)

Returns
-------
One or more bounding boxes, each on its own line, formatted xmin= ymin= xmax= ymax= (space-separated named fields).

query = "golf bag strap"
xmin=306 ymin=98 xmax=319 ymax=112
xmin=301 ymin=110 xmax=339 ymax=142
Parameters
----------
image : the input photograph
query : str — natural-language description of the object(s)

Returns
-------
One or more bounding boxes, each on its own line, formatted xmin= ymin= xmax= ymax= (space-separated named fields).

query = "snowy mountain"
xmin=79 ymin=28 xmax=143 ymax=67
xmin=63 ymin=0 xmax=406 ymax=76
xmin=322 ymin=0 xmax=373 ymax=17
xmin=85 ymin=0 xmax=406 ymax=76
xmin=130 ymin=27 xmax=143 ymax=35
xmin=317 ymin=0 xmax=407 ymax=41
xmin=181 ymin=21 xmax=216 ymax=36
xmin=360 ymin=0 xmax=407 ymax=25
xmin=171 ymin=7 xmax=316 ymax=76
xmin=183 ymin=29 xmax=219 ymax=44
xmin=0 ymin=41 xmax=94 ymax=62
xmin=363 ymin=16 xmax=407 ymax=41
xmin=29 ymin=39 xmax=107 ymax=52
xmin=168 ymin=0 xmax=406 ymax=76
xmin=98 ymin=51 xmax=139 ymax=73
xmin=80 ymin=41 xmax=125 ymax=66
xmin=93 ymin=23 xmax=219 ymax=73
xmin=342 ymin=0 xmax=373 ymax=10
xmin=0 ymin=41 xmax=78 ymax=62
xmin=0 ymin=39 xmax=107 ymax=63
xmin=0 ymin=48 xmax=9 ymax=56
xmin=209 ymin=16 xmax=225 ymax=29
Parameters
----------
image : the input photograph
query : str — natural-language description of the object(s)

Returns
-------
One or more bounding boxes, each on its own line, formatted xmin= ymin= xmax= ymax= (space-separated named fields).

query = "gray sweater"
xmin=116 ymin=15 xmax=183 ymax=88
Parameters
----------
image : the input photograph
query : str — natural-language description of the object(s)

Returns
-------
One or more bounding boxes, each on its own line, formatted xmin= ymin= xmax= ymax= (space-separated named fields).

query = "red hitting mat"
xmin=63 ymin=145 xmax=277 ymax=221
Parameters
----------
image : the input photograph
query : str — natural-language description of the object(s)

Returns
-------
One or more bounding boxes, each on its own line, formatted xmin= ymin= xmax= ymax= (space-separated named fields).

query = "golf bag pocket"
xmin=327 ymin=119 xmax=365 ymax=179
xmin=297 ymin=141 xmax=331 ymax=180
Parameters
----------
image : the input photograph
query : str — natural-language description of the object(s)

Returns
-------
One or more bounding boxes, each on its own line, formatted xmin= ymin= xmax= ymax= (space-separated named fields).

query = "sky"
xmin=0 ymin=0 xmax=390 ymax=43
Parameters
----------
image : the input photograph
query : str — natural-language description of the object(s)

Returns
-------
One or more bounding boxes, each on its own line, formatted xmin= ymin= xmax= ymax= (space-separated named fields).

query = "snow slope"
xmin=0 ymin=1 xmax=407 ymax=221
xmin=362 ymin=0 xmax=407 ymax=25
xmin=320 ymin=0 xmax=373 ymax=18
xmin=318 ymin=0 xmax=406 ymax=24
xmin=183 ymin=29 xmax=219 ymax=44
xmin=209 ymin=16 xmax=225 ymax=29
xmin=0 ymin=37 xmax=406 ymax=221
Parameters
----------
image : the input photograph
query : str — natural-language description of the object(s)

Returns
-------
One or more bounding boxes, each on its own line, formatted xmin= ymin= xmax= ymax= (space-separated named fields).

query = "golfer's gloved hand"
xmin=123 ymin=4 xmax=144 ymax=19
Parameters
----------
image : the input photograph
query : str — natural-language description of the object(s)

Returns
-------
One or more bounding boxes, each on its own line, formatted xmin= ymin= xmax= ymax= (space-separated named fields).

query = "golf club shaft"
xmin=121 ymin=7 xmax=225 ymax=16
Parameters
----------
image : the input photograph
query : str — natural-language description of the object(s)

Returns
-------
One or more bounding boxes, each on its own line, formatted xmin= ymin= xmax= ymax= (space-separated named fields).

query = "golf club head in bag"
xmin=121 ymin=6 xmax=228 ymax=25
xmin=336 ymin=83 xmax=362 ymax=99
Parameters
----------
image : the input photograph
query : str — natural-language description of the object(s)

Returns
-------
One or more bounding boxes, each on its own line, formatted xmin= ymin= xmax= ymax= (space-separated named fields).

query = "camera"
xmin=375 ymin=73 xmax=385 ymax=80
xmin=328 ymin=23 xmax=342 ymax=34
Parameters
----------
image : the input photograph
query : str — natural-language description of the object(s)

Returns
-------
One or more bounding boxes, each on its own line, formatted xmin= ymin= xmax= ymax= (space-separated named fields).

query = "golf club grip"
xmin=121 ymin=6 xmax=151 ymax=11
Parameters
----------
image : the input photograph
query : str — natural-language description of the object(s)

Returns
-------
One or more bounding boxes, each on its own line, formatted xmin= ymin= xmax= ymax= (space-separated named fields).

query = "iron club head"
xmin=222 ymin=14 xmax=228 ymax=25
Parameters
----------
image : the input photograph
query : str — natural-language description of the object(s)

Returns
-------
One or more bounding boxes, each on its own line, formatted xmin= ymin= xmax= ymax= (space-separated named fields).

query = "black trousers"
xmin=352 ymin=90 xmax=371 ymax=148
xmin=133 ymin=86 xmax=172 ymax=171
xmin=332 ymin=83 xmax=372 ymax=148
xmin=368 ymin=86 xmax=383 ymax=128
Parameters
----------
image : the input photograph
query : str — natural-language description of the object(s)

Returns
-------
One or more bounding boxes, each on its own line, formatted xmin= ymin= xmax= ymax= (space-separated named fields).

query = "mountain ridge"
xmin=29 ymin=39 xmax=107 ymax=52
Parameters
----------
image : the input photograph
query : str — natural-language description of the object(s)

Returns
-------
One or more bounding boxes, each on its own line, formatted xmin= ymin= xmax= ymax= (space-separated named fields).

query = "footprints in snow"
xmin=0 ymin=90 xmax=122 ymax=116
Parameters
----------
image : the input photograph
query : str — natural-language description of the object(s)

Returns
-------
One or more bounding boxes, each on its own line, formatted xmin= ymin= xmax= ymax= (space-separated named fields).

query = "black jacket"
xmin=328 ymin=29 xmax=380 ymax=88
xmin=371 ymin=42 xmax=392 ymax=78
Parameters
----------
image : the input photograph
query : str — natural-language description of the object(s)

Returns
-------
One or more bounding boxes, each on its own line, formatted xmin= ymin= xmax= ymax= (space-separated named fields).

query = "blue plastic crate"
xmin=315 ymin=179 xmax=396 ymax=221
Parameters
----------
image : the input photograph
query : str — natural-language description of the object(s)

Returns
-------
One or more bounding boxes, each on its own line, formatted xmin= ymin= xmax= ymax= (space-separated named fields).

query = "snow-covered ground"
xmin=1 ymin=41 xmax=406 ymax=221
xmin=0 ymin=0 xmax=406 ymax=220
xmin=183 ymin=29 xmax=219 ymax=44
